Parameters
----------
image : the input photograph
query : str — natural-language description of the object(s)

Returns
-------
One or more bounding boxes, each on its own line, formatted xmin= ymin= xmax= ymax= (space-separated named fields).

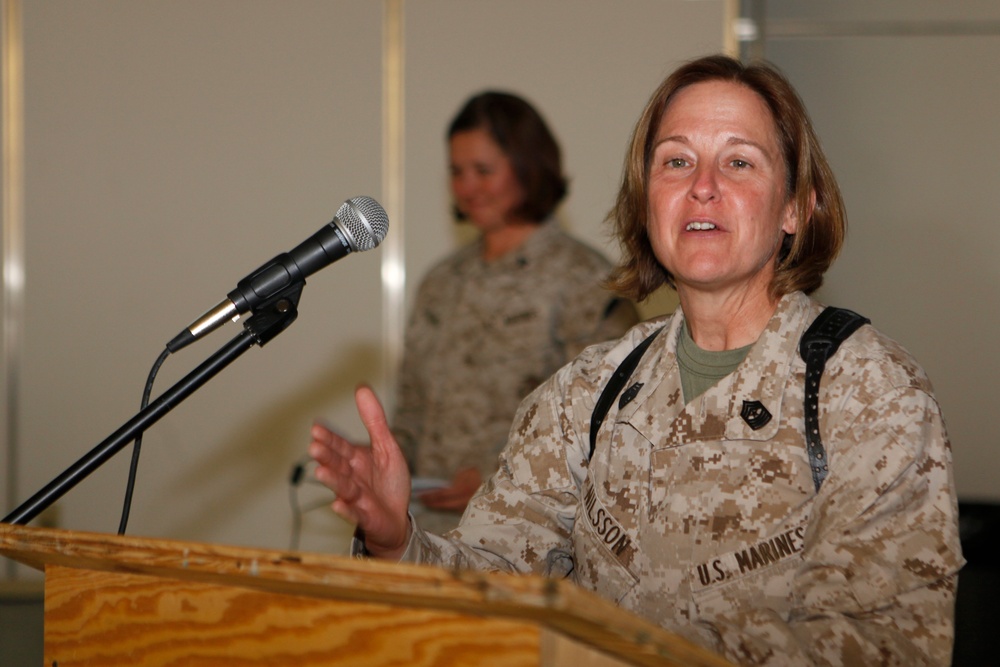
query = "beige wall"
xmin=760 ymin=0 xmax=1000 ymax=502
xmin=0 ymin=0 xmax=725 ymax=567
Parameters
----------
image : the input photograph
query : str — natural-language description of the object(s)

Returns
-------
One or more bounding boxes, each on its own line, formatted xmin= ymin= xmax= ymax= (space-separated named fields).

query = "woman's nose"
xmin=451 ymin=172 xmax=476 ymax=197
xmin=688 ymin=164 xmax=719 ymax=202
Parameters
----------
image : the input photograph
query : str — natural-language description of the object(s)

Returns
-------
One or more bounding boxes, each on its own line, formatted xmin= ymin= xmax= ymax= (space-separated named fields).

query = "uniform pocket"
xmin=688 ymin=525 xmax=807 ymax=621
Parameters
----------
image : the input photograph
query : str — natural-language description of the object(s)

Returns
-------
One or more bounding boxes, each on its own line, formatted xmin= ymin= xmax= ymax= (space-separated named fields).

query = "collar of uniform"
xmin=719 ymin=291 xmax=815 ymax=442
xmin=615 ymin=291 xmax=816 ymax=445
xmin=613 ymin=312 xmax=685 ymax=440
xmin=469 ymin=218 xmax=559 ymax=272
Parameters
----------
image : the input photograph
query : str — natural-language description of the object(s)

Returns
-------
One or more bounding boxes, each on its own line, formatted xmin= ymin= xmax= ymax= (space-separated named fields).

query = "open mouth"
xmin=685 ymin=222 xmax=717 ymax=231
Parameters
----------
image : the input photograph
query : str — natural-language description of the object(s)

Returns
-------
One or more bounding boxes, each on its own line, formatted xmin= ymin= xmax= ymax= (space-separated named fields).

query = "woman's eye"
xmin=731 ymin=159 xmax=751 ymax=169
xmin=666 ymin=157 xmax=688 ymax=168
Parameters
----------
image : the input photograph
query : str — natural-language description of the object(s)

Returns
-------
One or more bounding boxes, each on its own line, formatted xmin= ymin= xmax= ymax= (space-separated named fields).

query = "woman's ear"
xmin=784 ymin=188 xmax=816 ymax=235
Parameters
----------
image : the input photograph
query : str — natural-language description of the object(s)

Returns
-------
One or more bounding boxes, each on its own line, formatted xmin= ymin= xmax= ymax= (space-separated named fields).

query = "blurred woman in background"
xmin=392 ymin=91 xmax=638 ymax=532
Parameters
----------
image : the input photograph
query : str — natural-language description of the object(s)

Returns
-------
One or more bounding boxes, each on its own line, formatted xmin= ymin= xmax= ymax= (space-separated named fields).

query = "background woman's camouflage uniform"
xmin=392 ymin=219 xmax=638 ymax=532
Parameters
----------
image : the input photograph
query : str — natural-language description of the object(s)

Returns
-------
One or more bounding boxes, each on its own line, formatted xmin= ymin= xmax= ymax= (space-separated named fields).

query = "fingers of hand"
xmin=355 ymin=386 xmax=396 ymax=450
xmin=310 ymin=422 xmax=356 ymax=460
xmin=452 ymin=467 xmax=482 ymax=493
xmin=330 ymin=498 xmax=361 ymax=526
xmin=313 ymin=458 xmax=350 ymax=498
xmin=417 ymin=485 xmax=473 ymax=511
xmin=310 ymin=436 xmax=367 ymax=504
xmin=419 ymin=496 xmax=465 ymax=511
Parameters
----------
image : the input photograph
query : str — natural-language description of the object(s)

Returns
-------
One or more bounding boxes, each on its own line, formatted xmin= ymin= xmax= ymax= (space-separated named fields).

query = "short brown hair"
xmin=606 ymin=54 xmax=845 ymax=301
xmin=448 ymin=91 xmax=568 ymax=223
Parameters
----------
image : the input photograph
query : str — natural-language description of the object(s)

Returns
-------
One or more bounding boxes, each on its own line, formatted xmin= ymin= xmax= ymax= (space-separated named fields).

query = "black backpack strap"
xmin=589 ymin=327 xmax=662 ymax=460
xmin=798 ymin=307 xmax=870 ymax=492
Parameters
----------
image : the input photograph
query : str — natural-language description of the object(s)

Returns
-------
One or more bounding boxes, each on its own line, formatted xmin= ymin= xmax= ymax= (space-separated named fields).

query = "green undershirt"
xmin=677 ymin=323 xmax=753 ymax=403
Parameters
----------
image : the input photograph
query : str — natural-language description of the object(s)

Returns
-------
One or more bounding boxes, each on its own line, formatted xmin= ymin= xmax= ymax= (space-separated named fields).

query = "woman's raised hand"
xmin=309 ymin=385 xmax=412 ymax=559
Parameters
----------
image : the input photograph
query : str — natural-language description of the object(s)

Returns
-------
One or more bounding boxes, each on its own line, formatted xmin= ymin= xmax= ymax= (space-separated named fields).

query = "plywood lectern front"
xmin=0 ymin=524 xmax=733 ymax=666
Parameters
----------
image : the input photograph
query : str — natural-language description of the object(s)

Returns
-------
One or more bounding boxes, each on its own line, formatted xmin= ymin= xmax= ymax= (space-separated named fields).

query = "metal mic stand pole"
xmin=1 ymin=284 xmax=303 ymax=526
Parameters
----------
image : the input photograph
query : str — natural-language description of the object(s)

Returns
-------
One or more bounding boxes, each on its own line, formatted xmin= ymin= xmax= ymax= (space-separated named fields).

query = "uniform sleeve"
xmin=401 ymin=353 xmax=600 ymax=576
xmin=707 ymin=386 xmax=964 ymax=666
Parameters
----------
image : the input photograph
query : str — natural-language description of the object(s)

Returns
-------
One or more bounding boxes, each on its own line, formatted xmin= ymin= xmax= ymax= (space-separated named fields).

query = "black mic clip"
xmin=240 ymin=280 xmax=304 ymax=348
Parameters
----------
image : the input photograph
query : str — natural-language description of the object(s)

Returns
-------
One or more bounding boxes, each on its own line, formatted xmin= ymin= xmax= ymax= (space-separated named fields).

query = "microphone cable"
xmin=288 ymin=457 xmax=308 ymax=550
xmin=117 ymin=347 xmax=171 ymax=535
xmin=287 ymin=456 xmax=334 ymax=551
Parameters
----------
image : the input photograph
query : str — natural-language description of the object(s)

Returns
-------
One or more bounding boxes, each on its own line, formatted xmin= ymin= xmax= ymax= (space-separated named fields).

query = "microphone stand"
xmin=2 ymin=282 xmax=305 ymax=526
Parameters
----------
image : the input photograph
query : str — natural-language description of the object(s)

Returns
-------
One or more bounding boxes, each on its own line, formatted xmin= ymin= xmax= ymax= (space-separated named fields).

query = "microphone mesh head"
xmin=337 ymin=196 xmax=389 ymax=251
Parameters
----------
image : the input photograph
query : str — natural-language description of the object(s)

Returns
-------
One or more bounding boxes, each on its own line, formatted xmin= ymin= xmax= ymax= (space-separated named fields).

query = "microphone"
xmin=166 ymin=196 xmax=388 ymax=352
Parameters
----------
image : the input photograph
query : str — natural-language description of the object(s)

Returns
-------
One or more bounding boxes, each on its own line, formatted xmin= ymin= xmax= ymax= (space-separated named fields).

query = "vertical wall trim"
xmin=381 ymin=0 xmax=405 ymax=403
xmin=723 ymin=0 xmax=740 ymax=57
xmin=2 ymin=0 xmax=25 ymax=578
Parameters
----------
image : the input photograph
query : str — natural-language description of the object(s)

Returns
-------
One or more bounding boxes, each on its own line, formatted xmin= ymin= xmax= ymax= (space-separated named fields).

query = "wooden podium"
xmin=0 ymin=524 xmax=733 ymax=666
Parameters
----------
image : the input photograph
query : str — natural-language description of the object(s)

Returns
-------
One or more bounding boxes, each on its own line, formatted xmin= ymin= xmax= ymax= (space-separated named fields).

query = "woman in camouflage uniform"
xmin=393 ymin=92 xmax=638 ymax=533
xmin=309 ymin=56 xmax=963 ymax=665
